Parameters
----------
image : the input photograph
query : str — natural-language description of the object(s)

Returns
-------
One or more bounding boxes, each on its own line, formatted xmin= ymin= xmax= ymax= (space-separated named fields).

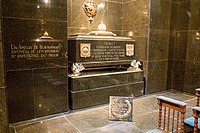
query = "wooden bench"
xmin=184 ymin=88 xmax=200 ymax=132
xmin=146 ymin=96 xmax=187 ymax=133
xmin=191 ymin=107 xmax=200 ymax=133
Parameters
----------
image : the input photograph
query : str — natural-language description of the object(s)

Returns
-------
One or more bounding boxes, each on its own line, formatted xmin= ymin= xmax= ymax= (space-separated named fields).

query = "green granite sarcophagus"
xmin=68 ymin=35 xmax=144 ymax=110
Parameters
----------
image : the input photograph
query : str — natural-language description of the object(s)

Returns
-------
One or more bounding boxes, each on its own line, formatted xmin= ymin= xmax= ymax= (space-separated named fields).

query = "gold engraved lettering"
xmin=92 ymin=42 xmax=126 ymax=61
xmin=10 ymin=43 xmax=62 ymax=59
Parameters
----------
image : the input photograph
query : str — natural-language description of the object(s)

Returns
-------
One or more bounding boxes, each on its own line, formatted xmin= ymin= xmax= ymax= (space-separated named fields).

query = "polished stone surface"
xmin=150 ymin=0 xmax=171 ymax=30
xmin=3 ymin=18 xmax=67 ymax=70
xmin=171 ymin=61 xmax=186 ymax=90
xmin=122 ymin=0 xmax=149 ymax=37
xmin=11 ymin=90 xmax=196 ymax=133
xmin=70 ymin=71 xmax=144 ymax=91
xmin=176 ymin=1 xmax=190 ymax=31
xmin=68 ymin=0 xmax=122 ymax=36
xmin=184 ymin=61 xmax=200 ymax=93
xmin=169 ymin=0 xmax=200 ymax=94
xmin=147 ymin=0 xmax=170 ymax=94
xmin=146 ymin=61 xmax=168 ymax=94
xmin=2 ymin=0 xmax=68 ymax=124
xmin=148 ymin=30 xmax=169 ymax=61
xmin=173 ymin=31 xmax=187 ymax=61
xmin=7 ymin=67 xmax=68 ymax=123
xmin=69 ymin=82 xmax=144 ymax=109
xmin=2 ymin=0 xmax=67 ymax=21
xmin=14 ymin=117 xmax=79 ymax=133
xmin=132 ymin=37 xmax=147 ymax=61
xmin=69 ymin=71 xmax=144 ymax=109
xmin=0 ymin=87 xmax=8 ymax=133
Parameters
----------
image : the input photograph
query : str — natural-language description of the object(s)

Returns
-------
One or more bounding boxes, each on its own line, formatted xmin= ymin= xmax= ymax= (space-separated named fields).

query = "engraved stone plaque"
xmin=109 ymin=96 xmax=133 ymax=122
xmin=126 ymin=44 xmax=134 ymax=56
xmin=80 ymin=43 xmax=91 ymax=58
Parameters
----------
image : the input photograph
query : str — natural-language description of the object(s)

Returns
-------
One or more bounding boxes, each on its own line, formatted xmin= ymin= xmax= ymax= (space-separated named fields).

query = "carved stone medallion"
xmin=109 ymin=96 xmax=133 ymax=122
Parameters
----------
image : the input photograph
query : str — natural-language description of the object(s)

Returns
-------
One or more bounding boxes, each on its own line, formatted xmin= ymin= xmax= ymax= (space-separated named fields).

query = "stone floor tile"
xmin=132 ymin=102 xmax=154 ymax=118
xmin=84 ymin=122 xmax=144 ymax=133
xmin=134 ymin=111 xmax=158 ymax=132
xmin=15 ymin=117 xmax=79 ymax=133
xmin=65 ymin=108 xmax=116 ymax=132
xmin=156 ymin=91 xmax=195 ymax=102
xmin=134 ymin=95 xmax=158 ymax=110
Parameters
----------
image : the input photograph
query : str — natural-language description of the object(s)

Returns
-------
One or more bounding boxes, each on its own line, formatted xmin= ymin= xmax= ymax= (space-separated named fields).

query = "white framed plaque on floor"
xmin=109 ymin=96 xmax=133 ymax=122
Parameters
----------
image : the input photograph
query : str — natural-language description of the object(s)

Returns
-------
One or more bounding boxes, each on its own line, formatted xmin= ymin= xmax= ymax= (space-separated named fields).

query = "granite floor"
xmin=9 ymin=90 xmax=197 ymax=133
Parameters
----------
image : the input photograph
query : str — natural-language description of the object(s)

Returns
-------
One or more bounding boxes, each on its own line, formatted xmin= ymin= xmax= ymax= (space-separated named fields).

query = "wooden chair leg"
xmin=158 ymin=105 xmax=162 ymax=129
xmin=194 ymin=117 xmax=198 ymax=133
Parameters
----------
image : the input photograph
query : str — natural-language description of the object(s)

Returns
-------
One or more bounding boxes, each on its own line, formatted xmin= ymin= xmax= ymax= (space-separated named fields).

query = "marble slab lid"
xmin=68 ymin=34 xmax=135 ymax=42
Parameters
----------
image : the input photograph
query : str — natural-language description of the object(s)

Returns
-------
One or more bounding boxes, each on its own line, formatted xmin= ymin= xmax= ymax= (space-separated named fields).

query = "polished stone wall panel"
xmin=69 ymin=71 xmax=144 ymax=91
xmin=184 ymin=61 xmax=200 ymax=93
xmin=133 ymin=37 xmax=147 ymax=61
xmin=0 ymin=1 xmax=8 ymax=130
xmin=171 ymin=61 xmax=186 ymax=90
xmin=169 ymin=0 xmax=200 ymax=93
xmin=187 ymin=1 xmax=200 ymax=30
xmin=7 ymin=67 xmax=68 ymax=123
xmin=107 ymin=2 xmax=122 ymax=31
xmin=173 ymin=31 xmax=187 ymax=61
xmin=70 ymin=0 xmax=108 ymax=32
xmin=2 ymin=0 xmax=68 ymax=123
xmin=146 ymin=61 xmax=168 ymax=94
xmin=150 ymin=0 xmax=171 ymax=30
xmin=2 ymin=0 xmax=67 ymax=21
xmin=3 ymin=18 xmax=67 ymax=70
xmin=148 ymin=30 xmax=170 ymax=61
xmin=7 ymin=70 xmax=34 ymax=123
xmin=170 ymin=2 xmax=178 ymax=31
xmin=0 ymin=42 xmax=5 ymax=87
xmin=176 ymin=1 xmax=190 ymax=31
xmin=0 ymin=87 xmax=8 ymax=133
xmin=122 ymin=0 xmax=149 ymax=37
xmin=69 ymin=82 xmax=144 ymax=109
xmin=167 ymin=60 xmax=174 ymax=89
xmin=68 ymin=0 xmax=123 ymax=36
xmin=186 ymin=31 xmax=200 ymax=62
xmin=33 ymin=67 xmax=68 ymax=118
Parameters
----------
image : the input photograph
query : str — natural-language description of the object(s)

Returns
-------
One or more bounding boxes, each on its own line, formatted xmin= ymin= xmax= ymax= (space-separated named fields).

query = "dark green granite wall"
xmin=168 ymin=0 xmax=200 ymax=93
xmin=2 ymin=0 xmax=68 ymax=123
xmin=147 ymin=0 xmax=171 ymax=94
xmin=0 ymin=1 xmax=8 ymax=132
xmin=68 ymin=0 xmax=123 ymax=36
xmin=122 ymin=0 xmax=149 ymax=93
xmin=122 ymin=0 xmax=148 ymax=61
